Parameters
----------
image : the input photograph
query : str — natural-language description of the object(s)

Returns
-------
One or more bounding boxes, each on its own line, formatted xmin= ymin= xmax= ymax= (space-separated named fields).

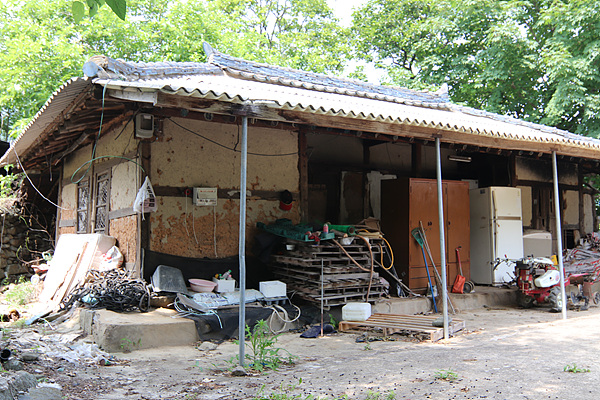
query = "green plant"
xmin=364 ymin=391 xmax=396 ymax=400
xmin=363 ymin=343 xmax=372 ymax=351
xmin=0 ymin=165 xmax=24 ymax=198
xmin=119 ymin=338 xmax=142 ymax=352
xmin=3 ymin=277 xmax=34 ymax=307
xmin=434 ymin=369 xmax=459 ymax=381
xmin=243 ymin=320 xmax=295 ymax=372
xmin=564 ymin=363 xmax=590 ymax=373
xmin=328 ymin=314 xmax=338 ymax=329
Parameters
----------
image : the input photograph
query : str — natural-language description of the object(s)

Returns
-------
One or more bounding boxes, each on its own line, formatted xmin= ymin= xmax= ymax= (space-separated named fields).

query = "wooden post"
xmin=298 ymin=129 xmax=308 ymax=222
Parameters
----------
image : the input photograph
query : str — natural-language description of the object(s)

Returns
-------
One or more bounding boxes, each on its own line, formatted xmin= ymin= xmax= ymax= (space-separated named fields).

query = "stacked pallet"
xmin=271 ymin=238 xmax=388 ymax=307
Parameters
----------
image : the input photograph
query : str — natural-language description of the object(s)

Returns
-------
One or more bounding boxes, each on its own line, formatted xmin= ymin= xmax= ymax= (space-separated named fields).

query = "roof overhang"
xmin=5 ymin=53 xmax=600 ymax=170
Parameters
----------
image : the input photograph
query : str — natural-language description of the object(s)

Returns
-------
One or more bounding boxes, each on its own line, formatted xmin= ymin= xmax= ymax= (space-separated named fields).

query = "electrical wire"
xmin=192 ymin=206 xmax=199 ymax=245
xmin=169 ymin=118 xmax=297 ymax=157
xmin=71 ymin=155 xmax=145 ymax=185
xmin=173 ymin=296 xmax=223 ymax=329
xmin=184 ymin=190 xmax=190 ymax=237
xmin=61 ymin=268 xmax=151 ymax=312
xmin=213 ymin=205 xmax=218 ymax=258
xmin=266 ymin=302 xmax=301 ymax=334
xmin=13 ymin=148 xmax=70 ymax=210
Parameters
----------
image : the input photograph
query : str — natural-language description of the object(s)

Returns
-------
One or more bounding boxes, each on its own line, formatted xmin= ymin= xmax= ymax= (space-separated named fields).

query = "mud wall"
xmin=59 ymin=120 xmax=140 ymax=267
xmin=149 ymin=118 xmax=300 ymax=258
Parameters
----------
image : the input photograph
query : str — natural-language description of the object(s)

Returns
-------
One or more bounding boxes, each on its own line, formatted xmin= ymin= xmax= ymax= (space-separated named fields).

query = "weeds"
xmin=120 ymin=338 xmax=142 ymax=352
xmin=254 ymin=388 xmax=394 ymax=400
xmin=363 ymin=343 xmax=372 ymax=351
xmin=434 ymin=368 xmax=458 ymax=381
xmin=243 ymin=320 xmax=295 ymax=372
xmin=3 ymin=276 xmax=34 ymax=307
xmin=564 ymin=363 xmax=590 ymax=373
xmin=364 ymin=390 xmax=395 ymax=400
xmin=328 ymin=314 xmax=338 ymax=329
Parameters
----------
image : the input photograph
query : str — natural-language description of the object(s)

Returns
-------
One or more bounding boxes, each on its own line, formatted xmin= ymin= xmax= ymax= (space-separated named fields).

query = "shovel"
xmin=451 ymin=246 xmax=466 ymax=294
xmin=411 ymin=228 xmax=437 ymax=313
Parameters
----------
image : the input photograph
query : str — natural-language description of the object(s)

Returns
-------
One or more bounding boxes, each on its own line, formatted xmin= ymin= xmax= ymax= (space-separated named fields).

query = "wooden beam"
xmin=298 ymin=128 xmax=309 ymax=222
xmin=153 ymin=185 xmax=299 ymax=201
xmin=579 ymin=164 xmax=585 ymax=235
xmin=140 ymin=142 xmax=151 ymax=253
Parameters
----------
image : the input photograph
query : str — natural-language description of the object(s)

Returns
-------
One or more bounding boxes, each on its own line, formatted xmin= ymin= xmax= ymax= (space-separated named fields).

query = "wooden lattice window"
xmin=94 ymin=171 xmax=110 ymax=233
xmin=77 ymin=179 xmax=90 ymax=233
xmin=75 ymin=167 xmax=111 ymax=234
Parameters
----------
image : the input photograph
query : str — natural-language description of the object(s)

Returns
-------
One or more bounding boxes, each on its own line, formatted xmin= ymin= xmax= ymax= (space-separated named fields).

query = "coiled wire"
xmin=61 ymin=269 xmax=151 ymax=312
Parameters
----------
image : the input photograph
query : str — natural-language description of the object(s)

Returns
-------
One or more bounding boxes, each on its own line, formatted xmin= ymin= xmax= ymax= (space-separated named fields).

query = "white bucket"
xmin=342 ymin=302 xmax=371 ymax=321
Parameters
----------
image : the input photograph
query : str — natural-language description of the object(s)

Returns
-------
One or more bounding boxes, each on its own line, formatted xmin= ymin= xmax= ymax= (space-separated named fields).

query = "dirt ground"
xmin=8 ymin=302 xmax=600 ymax=400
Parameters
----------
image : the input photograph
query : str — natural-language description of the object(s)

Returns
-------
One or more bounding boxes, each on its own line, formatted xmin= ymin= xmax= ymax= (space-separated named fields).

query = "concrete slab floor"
xmin=80 ymin=286 xmax=526 ymax=353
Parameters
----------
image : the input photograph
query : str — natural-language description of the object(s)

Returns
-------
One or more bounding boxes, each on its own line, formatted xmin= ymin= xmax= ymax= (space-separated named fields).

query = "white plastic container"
xmin=212 ymin=278 xmax=236 ymax=293
xmin=259 ymin=280 xmax=287 ymax=298
xmin=342 ymin=302 xmax=372 ymax=321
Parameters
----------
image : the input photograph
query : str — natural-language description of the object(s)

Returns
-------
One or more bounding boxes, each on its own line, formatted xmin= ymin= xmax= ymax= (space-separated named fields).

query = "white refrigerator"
xmin=470 ymin=187 xmax=524 ymax=285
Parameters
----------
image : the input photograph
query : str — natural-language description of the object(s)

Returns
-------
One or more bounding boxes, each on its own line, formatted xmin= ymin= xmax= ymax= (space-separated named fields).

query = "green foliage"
xmin=564 ymin=363 xmax=590 ymax=373
xmin=328 ymin=313 xmax=338 ymax=329
xmin=351 ymin=0 xmax=600 ymax=138
xmin=0 ymin=0 xmax=349 ymax=140
xmin=72 ymin=0 xmax=127 ymax=22
xmin=243 ymin=320 xmax=295 ymax=372
xmin=119 ymin=337 xmax=142 ymax=352
xmin=0 ymin=165 xmax=23 ymax=198
xmin=434 ymin=368 xmax=458 ymax=381
xmin=3 ymin=276 xmax=34 ymax=307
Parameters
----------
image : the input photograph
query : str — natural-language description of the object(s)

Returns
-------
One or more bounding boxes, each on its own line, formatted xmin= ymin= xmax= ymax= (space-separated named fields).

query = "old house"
xmin=2 ymin=43 xmax=600 ymax=298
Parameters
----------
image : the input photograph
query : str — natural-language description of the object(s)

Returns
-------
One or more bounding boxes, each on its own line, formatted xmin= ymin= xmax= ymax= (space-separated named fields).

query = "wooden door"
xmin=445 ymin=181 xmax=471 ymax=282
xmin=408 ymin=179 xmax=441 ymax=268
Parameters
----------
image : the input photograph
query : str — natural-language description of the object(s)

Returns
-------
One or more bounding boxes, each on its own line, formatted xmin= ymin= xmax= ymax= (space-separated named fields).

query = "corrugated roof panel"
xmin=0 ymin=78 xmax=93 ymax=166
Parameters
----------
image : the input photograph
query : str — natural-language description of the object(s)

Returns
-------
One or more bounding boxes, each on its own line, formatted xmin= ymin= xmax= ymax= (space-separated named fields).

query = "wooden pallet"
xmin=274 ymin=268 xmax=378 ymax=283
xmin=338 ymin=313 xmax=465 ymax=342
xmin=294 ymin=290 xmax=387 ymax=307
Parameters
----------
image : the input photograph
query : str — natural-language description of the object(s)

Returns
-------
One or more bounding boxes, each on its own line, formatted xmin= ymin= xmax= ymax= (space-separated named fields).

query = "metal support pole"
xmin=552 ymin=151 xmax=567 ymax=320
xmin=238 ymin=116 xmax=248 ymax=365
xmin=435 ymin=138 xmax=449 ymax=339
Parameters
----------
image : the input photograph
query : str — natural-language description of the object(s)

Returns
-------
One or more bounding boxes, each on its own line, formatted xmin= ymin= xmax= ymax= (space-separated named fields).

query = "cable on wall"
xmin=168 ymin=118 xmax=297 ymax=157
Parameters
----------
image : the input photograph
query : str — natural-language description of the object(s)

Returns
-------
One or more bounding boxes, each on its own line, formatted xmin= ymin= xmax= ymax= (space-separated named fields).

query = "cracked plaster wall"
xmin=150 ymin=118 xmax=300 ymax=258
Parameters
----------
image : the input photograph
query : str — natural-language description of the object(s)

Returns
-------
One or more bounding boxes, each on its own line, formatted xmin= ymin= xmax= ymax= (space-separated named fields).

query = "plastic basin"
xmin=189 ymin=278 xmax=217 ymax=293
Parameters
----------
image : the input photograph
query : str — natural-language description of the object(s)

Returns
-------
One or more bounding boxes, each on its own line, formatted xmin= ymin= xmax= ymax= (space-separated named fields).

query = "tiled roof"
xmin=4 ymin=44 xmax=600 ymax=167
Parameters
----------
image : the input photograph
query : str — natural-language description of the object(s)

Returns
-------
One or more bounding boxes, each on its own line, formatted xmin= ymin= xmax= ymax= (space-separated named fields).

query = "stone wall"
xmin=0 ymin=202 xmax=54 ymax=279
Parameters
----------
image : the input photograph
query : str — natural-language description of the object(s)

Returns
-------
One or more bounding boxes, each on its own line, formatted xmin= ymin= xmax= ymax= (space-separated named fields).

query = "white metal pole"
xmin=552 ymin=151 xmax=567 ymax=320
xmin=238 ymin=116 xmax=248 ymax=364
xmin=435 ymin=138 xmax=449 ymax=339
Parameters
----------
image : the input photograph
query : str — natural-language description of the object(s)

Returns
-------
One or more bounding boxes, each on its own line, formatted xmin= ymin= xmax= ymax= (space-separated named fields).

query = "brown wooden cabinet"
xmin=381 ymin=178 xmax=470 ymax=292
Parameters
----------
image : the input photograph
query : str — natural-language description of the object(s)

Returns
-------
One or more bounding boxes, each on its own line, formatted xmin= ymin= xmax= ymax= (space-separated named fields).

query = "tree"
xmin=351 ymin=0 xmax=600 ymax=138
xmin=72 ymin=0 xmax=127 ymax=22
xmin=0 ymin=0 xmax=348 ymax=140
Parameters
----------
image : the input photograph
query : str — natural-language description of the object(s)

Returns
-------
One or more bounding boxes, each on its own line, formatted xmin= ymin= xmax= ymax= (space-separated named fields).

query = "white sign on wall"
xmin=193 ymin=187 xmax=218 ymax=206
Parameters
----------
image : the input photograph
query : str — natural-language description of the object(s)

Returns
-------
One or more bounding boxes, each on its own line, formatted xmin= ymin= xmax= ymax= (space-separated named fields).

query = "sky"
xmin=328 ymin=0 xmax=384 ymax=84
xmin=327 ymin=0 xmax=365 ymax=26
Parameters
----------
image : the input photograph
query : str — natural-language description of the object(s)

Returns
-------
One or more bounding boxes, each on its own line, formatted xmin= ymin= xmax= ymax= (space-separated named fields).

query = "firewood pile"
xmin=563 ymin=233 xmax=600 ymax=281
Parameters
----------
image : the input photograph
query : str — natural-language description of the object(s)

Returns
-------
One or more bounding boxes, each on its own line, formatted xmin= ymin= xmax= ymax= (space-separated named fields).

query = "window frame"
xmin=76 ymin=165 xmax=112 ymax=234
